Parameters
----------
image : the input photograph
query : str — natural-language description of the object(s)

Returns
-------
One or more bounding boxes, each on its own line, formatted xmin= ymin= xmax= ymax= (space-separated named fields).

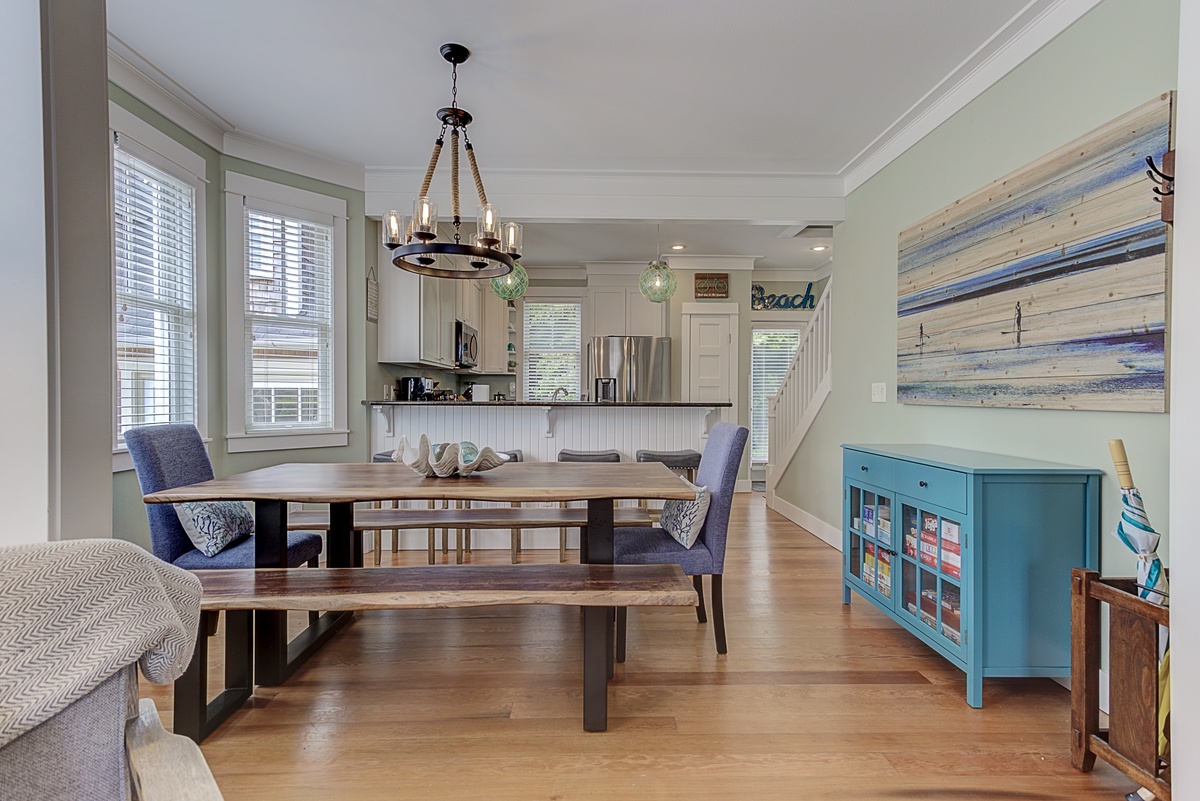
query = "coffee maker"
xmin=396 ymin=377 xmax=427 ymax=401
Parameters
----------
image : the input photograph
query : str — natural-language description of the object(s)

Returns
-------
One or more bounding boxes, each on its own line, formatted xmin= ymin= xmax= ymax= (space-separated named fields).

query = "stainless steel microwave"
xmin=455 ymin=320 xmax=478 ymax=369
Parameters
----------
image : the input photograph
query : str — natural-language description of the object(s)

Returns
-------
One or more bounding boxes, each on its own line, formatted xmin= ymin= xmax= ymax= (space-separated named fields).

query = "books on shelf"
xmin=919 ymin=587 xmax=938 ymax=629
xmin=877 ymin=549 xmax=892 ymax=598
xmin=863 ymin=542 xmax=877 ymax=586
xmin=941 ymin=583 xmax=962 ymax=645
xmin=863 ymin=505 xmax=876 ymax=537
xmin=940 ymin=519 xmax=961 ymax=578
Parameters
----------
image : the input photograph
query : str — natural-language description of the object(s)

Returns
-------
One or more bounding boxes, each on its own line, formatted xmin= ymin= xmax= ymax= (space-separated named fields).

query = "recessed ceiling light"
xmin=671 ymin=244 xmax=686 ymax=250
xmin=810 ymin=245 xmax=828 ymax=252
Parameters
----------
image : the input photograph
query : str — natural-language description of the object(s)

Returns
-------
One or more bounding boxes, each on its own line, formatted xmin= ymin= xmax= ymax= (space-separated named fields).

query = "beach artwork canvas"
xmin=897 ymin=94 xmax=1172 ymax=412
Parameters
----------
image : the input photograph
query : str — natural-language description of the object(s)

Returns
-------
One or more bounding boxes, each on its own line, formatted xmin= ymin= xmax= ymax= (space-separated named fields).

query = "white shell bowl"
xmin=393 ymin=434 xmax=510 ymax=478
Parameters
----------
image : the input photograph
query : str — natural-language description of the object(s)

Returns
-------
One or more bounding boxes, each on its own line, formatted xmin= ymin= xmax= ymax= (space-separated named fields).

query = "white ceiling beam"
xmin=365 ymin=167 xmax=845 ymax=224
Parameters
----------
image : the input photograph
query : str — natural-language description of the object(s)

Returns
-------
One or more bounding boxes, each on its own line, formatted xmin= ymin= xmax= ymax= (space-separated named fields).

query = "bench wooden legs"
xmin=174 ymin=610 xmax=252 ymax=743
xmin=510 ymin=501 xmax=521 ymax=563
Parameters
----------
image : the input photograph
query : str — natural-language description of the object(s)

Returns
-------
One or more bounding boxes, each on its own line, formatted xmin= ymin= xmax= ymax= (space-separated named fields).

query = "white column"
xmin=1169 ymin=3 xmax=1199 ymax=793
xmin=0 ymin=0 xmax=50 ymax=545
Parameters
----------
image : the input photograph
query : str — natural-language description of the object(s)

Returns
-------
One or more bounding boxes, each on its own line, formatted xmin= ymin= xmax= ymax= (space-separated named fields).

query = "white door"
xmin=688 ymin=314 xmax=733 ymax=413
xmin=683 ymin=305 xmax=740 ymax=433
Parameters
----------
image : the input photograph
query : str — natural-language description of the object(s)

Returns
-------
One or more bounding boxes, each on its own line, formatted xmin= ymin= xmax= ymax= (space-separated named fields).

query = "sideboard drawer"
xmin=844 ymin=451 xmax=894 ymax=487
xmin=894 ymin=461 xmax=967 ymax=513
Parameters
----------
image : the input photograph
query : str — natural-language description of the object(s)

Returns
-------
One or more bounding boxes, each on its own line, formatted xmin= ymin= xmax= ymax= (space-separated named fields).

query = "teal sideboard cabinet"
xmin=841 ymin=444 xmax=1101 ymax=707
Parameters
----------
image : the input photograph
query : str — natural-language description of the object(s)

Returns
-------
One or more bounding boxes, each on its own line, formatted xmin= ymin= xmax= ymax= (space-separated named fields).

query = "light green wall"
xmin=776 ymin=0 xmax=1179 ymax=573
xmin=109 ymin=85 xmax=370 ymax=550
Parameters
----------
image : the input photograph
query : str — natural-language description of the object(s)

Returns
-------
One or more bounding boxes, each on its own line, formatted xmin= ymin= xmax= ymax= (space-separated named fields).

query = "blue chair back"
xmin=124 ymin=424 xmax=214 ymax=564
xmin=694 ymin=422 xmax=748 ymax=574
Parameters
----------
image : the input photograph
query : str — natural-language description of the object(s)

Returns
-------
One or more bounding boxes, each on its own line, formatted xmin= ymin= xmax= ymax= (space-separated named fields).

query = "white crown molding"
xmin=365 ymin=167 xmax=845 ymax=224
xmin=753 ymin=263 xmax=833 ymax=282
xmin=839 ymin=0 xmax=1104 ymax=195
xmin=223 ymin=131 xmax=365 ymax=191
xmin=106 ymin=34 xmax=229 ymax=150
xmin=108 ymin=35 xmax=365 ymax=191
xmin=667 ymin=255 xmax=757 ymax=272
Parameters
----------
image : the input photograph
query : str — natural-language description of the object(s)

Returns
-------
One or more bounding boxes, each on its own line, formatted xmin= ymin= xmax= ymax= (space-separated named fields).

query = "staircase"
xmin=765 ymin=277 xmax=832 ymax=507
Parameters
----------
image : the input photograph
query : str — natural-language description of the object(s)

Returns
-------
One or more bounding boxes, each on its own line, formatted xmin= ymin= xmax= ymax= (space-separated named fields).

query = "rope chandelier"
xmin=382 ymin=44 xmax=521 ymax=279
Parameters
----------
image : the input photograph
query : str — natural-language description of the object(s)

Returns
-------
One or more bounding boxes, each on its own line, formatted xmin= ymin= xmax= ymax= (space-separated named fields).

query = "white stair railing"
xmin=766 ymin=277 xmax=833 ymax=506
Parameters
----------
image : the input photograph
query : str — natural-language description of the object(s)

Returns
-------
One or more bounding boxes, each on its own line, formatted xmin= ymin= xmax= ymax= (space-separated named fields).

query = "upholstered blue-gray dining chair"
xmin=125 ymin=424 xmax=323 ymax=569
xmin=614 ymin=422 xmax=748 ymax=656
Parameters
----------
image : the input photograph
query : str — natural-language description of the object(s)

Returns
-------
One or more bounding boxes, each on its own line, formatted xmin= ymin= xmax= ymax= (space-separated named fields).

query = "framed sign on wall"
xmin=694 ymin=273 xmax=729 ymax=299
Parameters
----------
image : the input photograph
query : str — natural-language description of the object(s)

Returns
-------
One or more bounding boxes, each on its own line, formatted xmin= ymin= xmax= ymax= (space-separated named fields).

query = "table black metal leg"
xmin=583 ymin=605 xmax=608 ymax=732
xmin=254 ymin=500 xmax=353 ymax=686
xmin=327 ymin=502 xmax=356 ymax=567
xmin=586 ymin=499 xmax=616 ymax=679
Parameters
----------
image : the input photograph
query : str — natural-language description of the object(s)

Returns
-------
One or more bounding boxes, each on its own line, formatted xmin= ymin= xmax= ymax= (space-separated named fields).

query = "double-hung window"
xmin=225 ymin=174 xmax=347 ymax=452
xmin=110 ymin=106 xmax=207 ymax=469
xmin=749 ymin=328 xmax=801 ymax=464
xmin=523 ymin=300 xmax=582 ymax=401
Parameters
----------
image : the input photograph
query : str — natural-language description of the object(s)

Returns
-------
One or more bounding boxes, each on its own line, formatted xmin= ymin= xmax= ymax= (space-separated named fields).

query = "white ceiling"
xmin=105 ymin=0 xmax=1052 ymax=268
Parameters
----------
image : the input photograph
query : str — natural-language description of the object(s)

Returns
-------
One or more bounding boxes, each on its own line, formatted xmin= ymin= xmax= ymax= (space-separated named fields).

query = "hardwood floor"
xmin=141 ymin=493 xmax=1134 ymax=800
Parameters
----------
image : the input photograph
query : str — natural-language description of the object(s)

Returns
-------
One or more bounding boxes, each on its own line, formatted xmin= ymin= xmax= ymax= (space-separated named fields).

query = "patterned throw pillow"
xmin=174 ymin=500 xmax=254 ymax=557
xmin=659 ymin=478 xmax=710 ymax=548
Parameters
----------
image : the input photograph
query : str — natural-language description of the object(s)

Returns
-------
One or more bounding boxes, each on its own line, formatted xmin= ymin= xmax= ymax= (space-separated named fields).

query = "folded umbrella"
xmin=1108 ymin=439 xmax=1170 ymax=799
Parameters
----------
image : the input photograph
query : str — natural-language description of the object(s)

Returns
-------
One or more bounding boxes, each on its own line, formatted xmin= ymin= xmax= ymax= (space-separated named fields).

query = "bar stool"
xmin=557 ymin=449 xmax=621 ymax=562
xmin=636 ymin=449 xmax=702 ymax=522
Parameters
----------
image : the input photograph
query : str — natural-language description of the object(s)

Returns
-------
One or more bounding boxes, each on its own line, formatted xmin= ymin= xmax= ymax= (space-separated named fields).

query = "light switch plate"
xmin=871 ymin=382 xmax=886 ymax=403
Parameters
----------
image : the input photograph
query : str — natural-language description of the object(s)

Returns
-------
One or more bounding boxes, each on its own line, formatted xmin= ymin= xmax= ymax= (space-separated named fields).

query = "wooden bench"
xmin=178 ymin=564 xmax=697 ymax=741
xmin=288 ymin=506 xmax=653 ymax=565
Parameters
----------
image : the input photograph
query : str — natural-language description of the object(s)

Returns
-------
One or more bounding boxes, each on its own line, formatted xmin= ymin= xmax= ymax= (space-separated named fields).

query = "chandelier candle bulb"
xmin=478 ymin=204 xmax=500 ymax=245
xmin=502 ymin=221 xmax=523 ymax=256
xmin=382 ymin=210 xmax=405 ymax=246
xmin=413 ymin=197 xmax=438 ymax=241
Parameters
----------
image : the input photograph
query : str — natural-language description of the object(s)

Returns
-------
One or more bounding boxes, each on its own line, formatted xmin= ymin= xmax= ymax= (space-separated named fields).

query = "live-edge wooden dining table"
xmin=143 ymin=460 xmax=695 ymax=731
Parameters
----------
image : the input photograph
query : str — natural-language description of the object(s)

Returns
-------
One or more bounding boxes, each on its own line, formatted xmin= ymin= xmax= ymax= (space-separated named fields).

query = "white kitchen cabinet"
xmin=588 ymin=286 xmax=665 ymax=339
xmin=456 ymin=279 xmax=483 ymax=331
xmin=377 ymin=242 xmax=455 ymax=367
xmin=480 ymin=285 xmax=510 ymax=374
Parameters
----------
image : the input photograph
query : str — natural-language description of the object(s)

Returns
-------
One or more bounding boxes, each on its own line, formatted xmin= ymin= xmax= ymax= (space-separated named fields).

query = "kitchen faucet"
xmin=551 ymin=386 xmax=569 ymax=402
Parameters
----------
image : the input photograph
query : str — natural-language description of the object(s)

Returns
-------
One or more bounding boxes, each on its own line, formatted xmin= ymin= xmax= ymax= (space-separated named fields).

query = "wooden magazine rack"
xmin=1071 ymin=568 xmax=1170 ymax=800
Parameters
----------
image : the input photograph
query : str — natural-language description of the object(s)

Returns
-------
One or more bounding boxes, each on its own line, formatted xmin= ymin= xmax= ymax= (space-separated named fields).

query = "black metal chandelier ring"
xmin=390 ymin=241 xmax=514 ymax=278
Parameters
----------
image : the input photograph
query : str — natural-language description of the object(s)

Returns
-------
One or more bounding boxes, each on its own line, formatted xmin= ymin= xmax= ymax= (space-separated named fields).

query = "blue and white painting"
xmin=897 ymin=94 xmax=1172 ymax=412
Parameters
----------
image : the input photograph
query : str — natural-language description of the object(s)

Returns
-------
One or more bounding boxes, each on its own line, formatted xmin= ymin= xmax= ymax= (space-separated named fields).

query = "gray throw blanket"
xmin=0 ymin=539 xmax=201 ymax=747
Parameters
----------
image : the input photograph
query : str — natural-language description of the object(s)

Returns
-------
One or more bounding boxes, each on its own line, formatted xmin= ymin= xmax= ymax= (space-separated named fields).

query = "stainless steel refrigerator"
xmin=587 ymin=336 xmax=672 ymax=402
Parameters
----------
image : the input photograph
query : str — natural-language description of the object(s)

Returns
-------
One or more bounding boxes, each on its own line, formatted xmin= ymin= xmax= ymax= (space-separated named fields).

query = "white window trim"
xmin=110 ymin=102 xmax=208 ymax=473
xmin=521 ymin=290 xmax=587 ymax=400
xmin=224 ymin=172 xmax=348 ymax=453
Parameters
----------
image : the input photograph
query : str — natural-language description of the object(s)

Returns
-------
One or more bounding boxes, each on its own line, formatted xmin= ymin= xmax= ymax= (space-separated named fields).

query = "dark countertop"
xmin=364 ymin=401 xmax=732 ymax=408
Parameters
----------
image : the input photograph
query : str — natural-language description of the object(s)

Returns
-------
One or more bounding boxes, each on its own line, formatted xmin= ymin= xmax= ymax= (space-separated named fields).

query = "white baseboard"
xmin=736 ymin=479 xmax=753 ymax=493
xmin=769 ymin=496 xmax=840 ymax=550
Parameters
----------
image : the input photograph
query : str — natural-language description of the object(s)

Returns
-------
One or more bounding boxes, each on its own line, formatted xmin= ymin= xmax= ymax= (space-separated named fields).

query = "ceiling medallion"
xmin=382 ymin=43 xmax=521 ymax=280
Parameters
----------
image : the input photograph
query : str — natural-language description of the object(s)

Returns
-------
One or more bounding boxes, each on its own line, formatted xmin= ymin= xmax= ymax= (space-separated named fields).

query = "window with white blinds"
xmin=523 ymin=301 xmax=582 ymax=401
xmin=243 ymin=207 xmax=334 ymax=431
xmin=750 ymin=328 xmax=801 ymax=463
xmin=112 ymin=140 xmax=197 ymax=446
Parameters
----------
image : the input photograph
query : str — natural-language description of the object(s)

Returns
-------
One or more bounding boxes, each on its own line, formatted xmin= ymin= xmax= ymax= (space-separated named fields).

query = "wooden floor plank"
xmin=141 ymin=492 xmax=1135 ymax=800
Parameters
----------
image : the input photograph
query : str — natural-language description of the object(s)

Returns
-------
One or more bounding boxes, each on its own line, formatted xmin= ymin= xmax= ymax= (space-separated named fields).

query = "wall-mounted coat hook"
xmin=1145 ymin=151 xmax=1174 ymax=224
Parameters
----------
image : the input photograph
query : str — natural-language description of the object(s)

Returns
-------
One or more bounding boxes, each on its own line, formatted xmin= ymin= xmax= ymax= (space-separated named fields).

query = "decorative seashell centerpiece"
xmin=393 ymin=434 xmax=510 ymax=478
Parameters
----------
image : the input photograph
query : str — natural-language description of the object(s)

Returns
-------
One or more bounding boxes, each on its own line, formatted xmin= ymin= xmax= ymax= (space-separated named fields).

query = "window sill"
xmin=226 ymin=430 xmax=350 ymax=453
